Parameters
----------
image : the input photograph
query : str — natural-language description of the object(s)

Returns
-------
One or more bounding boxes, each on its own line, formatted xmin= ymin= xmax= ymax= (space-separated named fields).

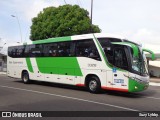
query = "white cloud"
xmin=0 ymin=0 xmax=61 ymax=50
xmin=111 ymin=28 xmax=160 ymax=53
xmin=1 ymin=0 xmax=160 ymax=55
xmin=132 ymin=29 xmax=160 ymax=45
xmin=23 ymin=0 xmax=60 ymax=22
xmin=0 ymin=0 xmax=60 ymax=23
xmin=143 ymin=44 xmax=160 ymax=53
xmin=113 ymin=29 xmax=160 ymax=44
xmin=10 ymin=0 xmax=60 ymax=22
xmin=0 ymin=0 xmax=61 ymax=54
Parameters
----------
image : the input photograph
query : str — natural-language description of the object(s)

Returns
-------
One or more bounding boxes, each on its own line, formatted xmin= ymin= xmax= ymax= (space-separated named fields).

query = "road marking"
xmin=144 ymin=96 xmax=160 ymax=100
xmin=149 ymin=82 xmax=160 ymax=86
xmin=0 ymin=85 xmax=139 ymax=112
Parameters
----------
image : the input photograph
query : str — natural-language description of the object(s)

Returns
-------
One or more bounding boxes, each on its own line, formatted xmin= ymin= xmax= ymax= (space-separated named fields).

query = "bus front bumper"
xmin=128 ymin=78 xmax=149 ymax=92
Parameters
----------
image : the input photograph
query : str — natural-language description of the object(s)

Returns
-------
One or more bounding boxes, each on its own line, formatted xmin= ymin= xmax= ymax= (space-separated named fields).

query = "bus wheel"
xmin=88 ymin=76 xmax=101 ymax=93
xmin=22 ymin=71 xmax=30 ymax=84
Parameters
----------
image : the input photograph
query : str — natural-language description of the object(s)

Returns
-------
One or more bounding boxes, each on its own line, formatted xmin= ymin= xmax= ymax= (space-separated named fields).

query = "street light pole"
xmin=0 ymin=38 xmax=6 ymax=51
xmin=11 ymin=15 xmax=22 ymax=43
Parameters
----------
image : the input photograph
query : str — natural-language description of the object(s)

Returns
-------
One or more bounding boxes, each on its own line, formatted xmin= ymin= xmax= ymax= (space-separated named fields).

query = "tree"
xmin=30 ymin=5 xmax=101 ymax=41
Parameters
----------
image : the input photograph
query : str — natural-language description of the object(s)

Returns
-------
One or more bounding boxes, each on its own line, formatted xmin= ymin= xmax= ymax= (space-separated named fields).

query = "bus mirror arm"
xmin=142 ymin=49 xmax=155 ymax=60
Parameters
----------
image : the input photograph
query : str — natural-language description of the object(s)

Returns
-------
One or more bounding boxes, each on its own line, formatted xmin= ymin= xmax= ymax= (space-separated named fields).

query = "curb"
xmin=150 ymin=82 xmax=160 ymax=86
xmin=150 ymin=78 xmax=160 ymax=83
xmin=0 ymin=72 xmax=6 ymax=75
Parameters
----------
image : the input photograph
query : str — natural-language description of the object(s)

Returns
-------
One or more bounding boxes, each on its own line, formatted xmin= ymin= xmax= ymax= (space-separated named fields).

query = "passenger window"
xmin=8 ymin=46 xmax=25 ymax=58
xmin=24 ymin=45 xmax=38 ymax=57
xmin=43 ymin=43 xmax=58 ymax=57
xmin=58 ymin=42 xmax=75 ymax=57
xmin=30 ymin=44 xmax=43 ymax=57
xmin=8 ymin=47 xmax=14 ymax=57
xmin=24 ymin=45 xmax=30 ymax=57
xmin=43 ymin=42 xmax=75 ymax=57
xmin=104 ymin=47 xmax=114 ymax=64
xmin=76 ymin=39 xmax=101 ymax=60
xmin=16 ymin=46 xmax=25 ymax=58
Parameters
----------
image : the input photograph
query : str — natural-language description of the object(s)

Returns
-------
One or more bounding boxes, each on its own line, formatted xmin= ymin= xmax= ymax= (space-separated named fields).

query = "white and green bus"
xmin=7 ymin=33 xmax=155 ymax=93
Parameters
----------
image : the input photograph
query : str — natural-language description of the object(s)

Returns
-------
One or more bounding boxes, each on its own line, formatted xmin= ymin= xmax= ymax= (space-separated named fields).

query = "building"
xmin=0 ymin=53 xmax=7 ymax=72
xmin=146 ymin=53 xmax=160 ymax=78
xmin=149 ymin=61 xmax=160 ymax=78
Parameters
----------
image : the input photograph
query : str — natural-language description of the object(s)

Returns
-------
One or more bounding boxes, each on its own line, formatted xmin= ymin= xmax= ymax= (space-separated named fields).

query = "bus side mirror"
xmin=142 ymin=49 xmax=155 ymax=60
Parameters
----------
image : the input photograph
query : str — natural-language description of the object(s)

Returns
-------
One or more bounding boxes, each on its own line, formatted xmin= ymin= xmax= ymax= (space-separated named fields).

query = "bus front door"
xmin=112 ymin=70 xmax=128 ymax=91
xmin=111 ymin=47 xmax=129 ymax=91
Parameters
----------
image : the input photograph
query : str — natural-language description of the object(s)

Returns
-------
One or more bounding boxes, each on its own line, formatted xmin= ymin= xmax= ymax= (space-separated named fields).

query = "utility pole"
xmin=64 ymin=0 xmax=67 ymax=4
xmin=0 ymin=43 xmax=6 ymax=52
xmin=91 ymin=0 xmax=93 ymax=25
xmin=90 ymin=0 xmax=93 ymax=33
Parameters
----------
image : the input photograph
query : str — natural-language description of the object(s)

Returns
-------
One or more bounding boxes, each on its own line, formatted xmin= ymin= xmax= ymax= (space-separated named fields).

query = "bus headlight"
xmin=135 ymin=86 xmax=138 ymax=89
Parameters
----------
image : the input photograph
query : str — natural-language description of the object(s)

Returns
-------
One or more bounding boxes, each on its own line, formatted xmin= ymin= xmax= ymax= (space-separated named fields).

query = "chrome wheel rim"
xmin=23 ymin=74 xmax=28 ymax=82
xmin=89 ymin=80 xmax=97 ymax=91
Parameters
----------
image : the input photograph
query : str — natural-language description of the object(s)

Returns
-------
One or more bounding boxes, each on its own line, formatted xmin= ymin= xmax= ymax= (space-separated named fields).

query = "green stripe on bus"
xmin=26 ymin=58 xmax=34 ymax=73
xmin=32 ymin=36 xmax=71 ymax=44
xmin=35 ymin=57 xmax=83 ymax=76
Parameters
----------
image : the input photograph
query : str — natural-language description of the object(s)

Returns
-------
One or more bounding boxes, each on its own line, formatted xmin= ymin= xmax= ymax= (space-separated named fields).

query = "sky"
xmin=0 ymin=0 xmax=160 ymax=54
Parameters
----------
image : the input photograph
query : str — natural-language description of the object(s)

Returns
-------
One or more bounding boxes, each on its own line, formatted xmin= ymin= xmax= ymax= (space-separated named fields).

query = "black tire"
xmin=22 ymin=71 xmax=30 ymax=84
xmin=87 ymin=76 xmax=101 ymax=93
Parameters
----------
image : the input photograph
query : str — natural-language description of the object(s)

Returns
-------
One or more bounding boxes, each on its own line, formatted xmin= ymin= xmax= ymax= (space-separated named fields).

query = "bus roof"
xmin=12 ymin=33 xmax=139 ymax=46
xmin=23 ymin=33 xmax=126 ymax=45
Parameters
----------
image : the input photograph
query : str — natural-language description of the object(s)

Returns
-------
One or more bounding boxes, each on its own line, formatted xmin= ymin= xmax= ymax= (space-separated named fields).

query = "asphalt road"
xmin=0 ymin=74 xmax=160 ymax=119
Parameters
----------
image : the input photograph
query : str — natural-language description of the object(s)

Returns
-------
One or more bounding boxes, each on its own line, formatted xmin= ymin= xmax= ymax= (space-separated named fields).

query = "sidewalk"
xmin=150 ymin=77 xmax=160 ymax=83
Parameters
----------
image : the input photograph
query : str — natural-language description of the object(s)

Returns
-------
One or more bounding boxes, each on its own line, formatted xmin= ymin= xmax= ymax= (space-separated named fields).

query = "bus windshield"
xmin=98 ymin=38 xmax=148 ymax=76
xmin=98 ymin=38 xmax=129 ymax=71
xmin=129 ymin=47 xmax=148 ymax=76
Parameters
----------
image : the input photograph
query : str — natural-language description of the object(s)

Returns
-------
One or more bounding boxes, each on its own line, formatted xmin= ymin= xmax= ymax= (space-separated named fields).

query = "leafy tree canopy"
xmin=30 ymin=5 xmax=101 ymax=41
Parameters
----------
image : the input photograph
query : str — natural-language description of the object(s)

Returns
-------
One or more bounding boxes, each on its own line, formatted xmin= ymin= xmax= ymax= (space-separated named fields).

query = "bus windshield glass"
xmin=98 ymin=38 xmax=148 ymax=76
xmin=129 ymin=47 xmax=148 ymax=76
xmin=98 ymin=38 xmax=129 ymax=71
